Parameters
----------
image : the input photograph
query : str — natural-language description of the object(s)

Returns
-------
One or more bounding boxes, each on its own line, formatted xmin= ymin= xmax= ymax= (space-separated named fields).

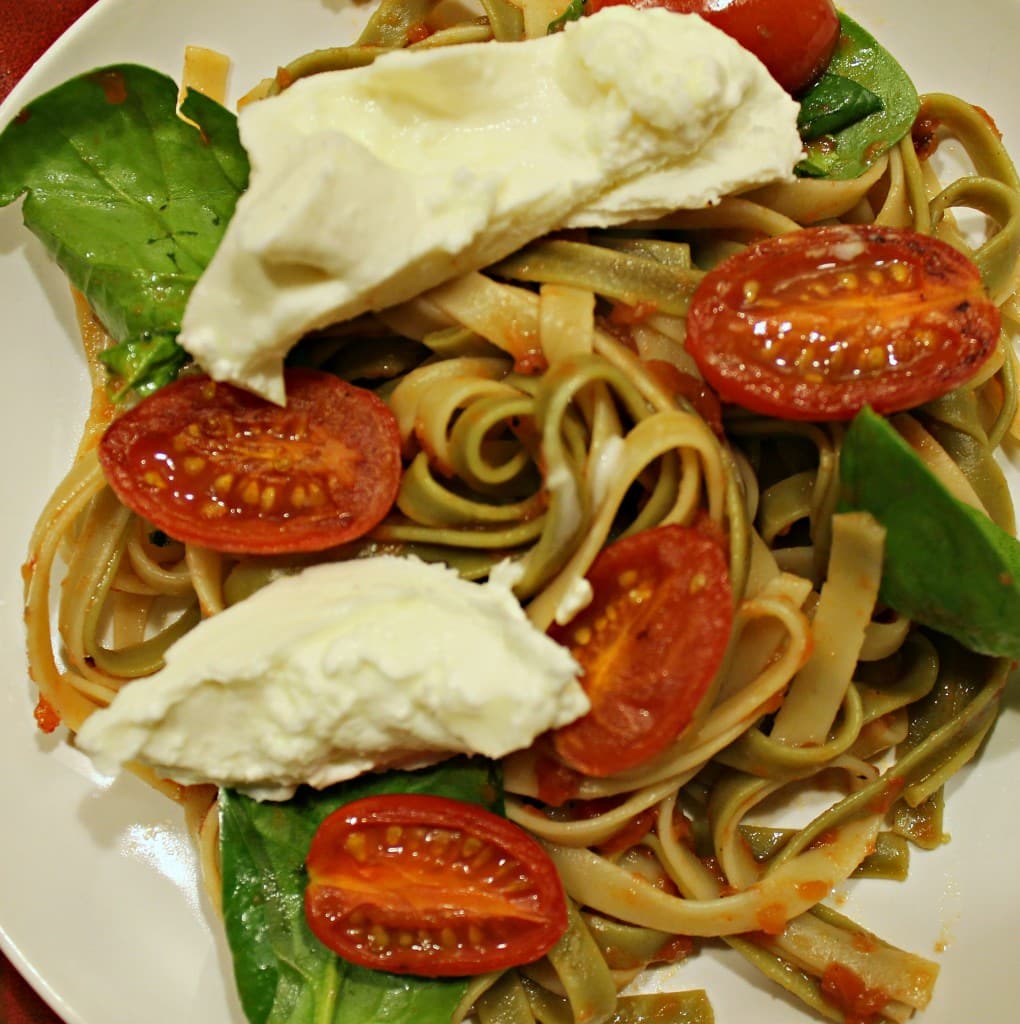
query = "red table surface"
xmin=1 ymin=5 xmax=102 ymax=1021
xmin=0 ymin=0 xmax=98 ymax=102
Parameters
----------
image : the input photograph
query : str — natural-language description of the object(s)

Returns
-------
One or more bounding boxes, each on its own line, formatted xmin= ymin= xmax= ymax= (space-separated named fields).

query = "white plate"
xmin=1 ymin=2 xmax=1019 ymax=1022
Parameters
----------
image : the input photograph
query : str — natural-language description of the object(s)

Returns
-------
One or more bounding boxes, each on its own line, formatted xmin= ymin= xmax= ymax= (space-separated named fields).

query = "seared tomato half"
xmin=550 ymin=524 xmax=733 ymax=777
xmin=305 ymin=794 xmax=568 ymax=976
xmin=586 ymin=0 xmax=840 ymax=94
xmin=98 ymin=367 xmax=402 ymax=554
xmin=685 ymin=224 xmax=1000 ymax=422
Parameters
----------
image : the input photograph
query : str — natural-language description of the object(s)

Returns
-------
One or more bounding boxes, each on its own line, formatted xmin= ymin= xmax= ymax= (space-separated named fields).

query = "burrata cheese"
xmin=76 ymin=557 xmax=587 ymax=800
xmin=178 ymin=7 xmax=803 ymax=403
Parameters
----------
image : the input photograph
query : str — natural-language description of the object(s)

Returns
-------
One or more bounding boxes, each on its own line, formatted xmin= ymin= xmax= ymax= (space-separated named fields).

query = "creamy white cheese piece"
xmin=179 ymin=7 xmax=802 ymax=403
xmin=76 ymin=557 xmax=587 ymax=800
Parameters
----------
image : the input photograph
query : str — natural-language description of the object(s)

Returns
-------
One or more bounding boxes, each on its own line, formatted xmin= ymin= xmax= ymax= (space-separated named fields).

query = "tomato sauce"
xmin=33 ymin=697 xmax=60 ymax=734
xmin=820 ymin=962 xmax=891 ymax=1024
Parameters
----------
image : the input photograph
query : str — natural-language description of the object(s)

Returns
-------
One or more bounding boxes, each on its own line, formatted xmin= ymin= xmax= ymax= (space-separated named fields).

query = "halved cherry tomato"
xmin=685 ymin=225 xmax=1001 ymax=422
xmin=585 ymin=0 xmax=840 ymax=95
xmin=549 ymin=524 xmax=732 ymax=777
xmin=98 ymin=367 xmax=401 ymax=554
xmin=304 ymin=794 xmax=568 ymax=976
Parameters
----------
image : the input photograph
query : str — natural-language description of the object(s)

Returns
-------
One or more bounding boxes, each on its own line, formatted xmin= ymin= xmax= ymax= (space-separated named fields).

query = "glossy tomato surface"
xmin=685 ymin=224 xmax=1000 ymax=422
xmin=585 ymin=0 xmax=840 ymax=94
xmin=550 ymin=524 xmax=732 ymax=777
xmin=304 ymin=794 xmax=568 ymax=976
xmin=98 ymin=367 xmax=402 ymax=554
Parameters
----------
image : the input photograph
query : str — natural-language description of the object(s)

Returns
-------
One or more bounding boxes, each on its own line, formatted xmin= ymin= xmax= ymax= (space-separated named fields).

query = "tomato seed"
xmin=345 ymin=833 xmax=369 ymax=862
xmin=865 ymin=346 xmax=888 ymax=370
xmin=890 ymin=261 xmax=912 ymax=284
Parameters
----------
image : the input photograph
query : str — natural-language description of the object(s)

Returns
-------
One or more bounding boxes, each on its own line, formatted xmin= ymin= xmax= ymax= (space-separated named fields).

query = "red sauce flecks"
xmin=88 ymin=68 xmax=128 ymax=104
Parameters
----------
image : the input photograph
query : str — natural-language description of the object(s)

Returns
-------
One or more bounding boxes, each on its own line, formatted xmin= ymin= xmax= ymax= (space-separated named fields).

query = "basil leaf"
xmin=797 ymin=72 xmax=883 ymax=142
xmin=0 ymin=64 xmax=248 ymax=395
xmin=798 ymin=13 xmax=919 ymax=179
xmin=839 ymin=407 xmax=1020 ymax=658
xmin=220 ymin=758 xmax=503 ymax=1024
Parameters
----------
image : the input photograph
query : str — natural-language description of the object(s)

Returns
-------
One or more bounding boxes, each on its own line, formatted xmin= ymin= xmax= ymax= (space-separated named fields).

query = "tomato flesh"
xmin=685 ymin=225 xmax=1001 ymax=422
xmin=586 ymin=0 xmax=840 ymax=95
xmin=98 ymin=368 xmax=402 ymax=554
xmin=550 ymin=524 xmax=732 ymax=777
xmin=304 ymin=794 xmax=568 ymax=976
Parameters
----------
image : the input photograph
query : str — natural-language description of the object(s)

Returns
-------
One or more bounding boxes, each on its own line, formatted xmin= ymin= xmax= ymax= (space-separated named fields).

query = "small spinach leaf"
xmin=0 ymin=65 xmax=248 ymax=395
xmin=797 ymin=72 xmax=883 ymax=141
xmin=220 ymin=758 xmax=502 ymax=1024
xmin=548 ymin=0 xmax=584 ymax=33
xmin=98 ymin=333 xmax=191 ymax=398
xmin=839 ymin=407 xmax=1020 ymax=659
xmin=798 ymin=13 xmax=919 ymax=179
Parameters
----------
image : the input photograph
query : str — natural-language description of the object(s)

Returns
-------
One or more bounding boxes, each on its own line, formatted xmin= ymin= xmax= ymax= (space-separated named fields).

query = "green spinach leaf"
xmin=547 ymin=0 xmax=584 ymax=34
xmin=839 ymin=407 xmax=1020 ymax=658
xmin=0 ymin=64 xmax=247 ymax=395
xmin=798 ymin=13 xmax=919 ymax=179
xmin=220 ymin=758 xmax=503 ymax=1024
xmin=99 ymin=334 xmax=191 ymax=398
xmin=797 ymin=72 xmax=883 ymax=142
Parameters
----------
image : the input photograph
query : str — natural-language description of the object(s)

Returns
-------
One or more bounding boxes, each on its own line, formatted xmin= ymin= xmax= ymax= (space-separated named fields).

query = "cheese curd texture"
xmin=179 ymin=7 xmax=803 ymax=403
xmin=76 ymin=557 xmax=587 ymax=800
